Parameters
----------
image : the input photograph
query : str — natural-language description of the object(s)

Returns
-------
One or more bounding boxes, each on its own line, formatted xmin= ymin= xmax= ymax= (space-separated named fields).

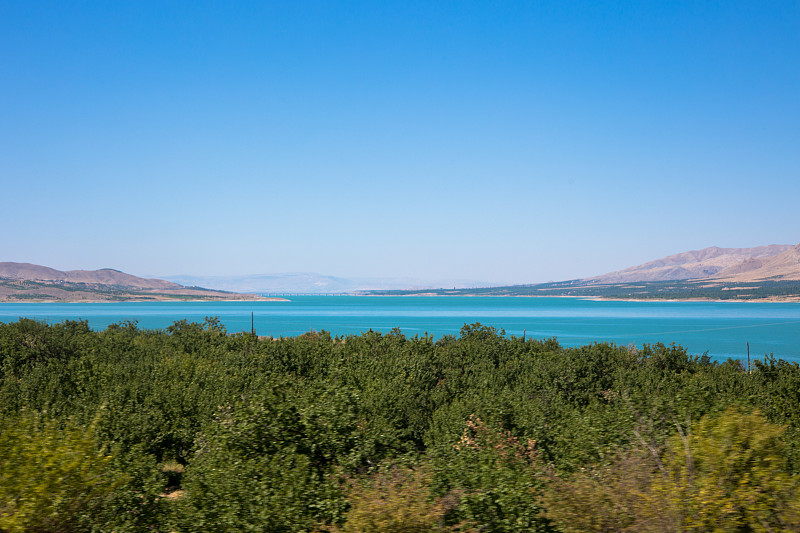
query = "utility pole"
xmin=747 ymin=341 xmax=751 ymax=374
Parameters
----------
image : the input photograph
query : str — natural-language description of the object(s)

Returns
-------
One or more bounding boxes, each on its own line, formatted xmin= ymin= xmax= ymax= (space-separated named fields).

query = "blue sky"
xmin=2 ymin=1 xmax=798 ymax=284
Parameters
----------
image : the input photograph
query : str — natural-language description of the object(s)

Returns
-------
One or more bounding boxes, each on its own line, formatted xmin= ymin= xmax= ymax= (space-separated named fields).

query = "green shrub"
xmin=434 ymin=415 xmax=553 ymax=533
xmin=176 ymin=381 xmax=359 ymax=532
xmin=339 ymin=463 xmax=456 ymax=533
xmin=0 ymin=411 xmax=117 ymax=532
xmin=654 ymin=406 xmax=800 ymax=531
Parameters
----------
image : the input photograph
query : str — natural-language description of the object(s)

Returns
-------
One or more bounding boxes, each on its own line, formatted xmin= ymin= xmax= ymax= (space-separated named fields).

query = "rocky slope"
xmin=588 ymin=245 xmax=795 ymax=283
xmin=712 ymin=244 xmax=800 ymax=281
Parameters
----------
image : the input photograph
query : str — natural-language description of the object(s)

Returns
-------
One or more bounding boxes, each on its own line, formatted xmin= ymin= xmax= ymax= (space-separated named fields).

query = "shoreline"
xmin=4 ymin=293 xmax=800 ymax=304
xmin=0 ymin=297 xmax=290 ymax=304
xmin=356 ymin=293 xmax=800 ymax=303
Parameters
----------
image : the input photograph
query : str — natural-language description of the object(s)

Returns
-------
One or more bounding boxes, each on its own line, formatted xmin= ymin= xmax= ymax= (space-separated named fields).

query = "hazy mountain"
xmin=161 ymin=273 xmax=493 ymax=294
xmin=586 ymin=245 xmax=795 ymax=283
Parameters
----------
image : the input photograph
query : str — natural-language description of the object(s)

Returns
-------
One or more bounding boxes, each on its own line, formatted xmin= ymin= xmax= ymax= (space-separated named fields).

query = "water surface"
xmin=1 ymin=296 xmax=798 ymax=362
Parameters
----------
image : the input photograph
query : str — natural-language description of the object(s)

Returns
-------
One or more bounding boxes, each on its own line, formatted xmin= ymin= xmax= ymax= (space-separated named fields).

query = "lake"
xmin=1 ymin=296 xmax=799 ymax=362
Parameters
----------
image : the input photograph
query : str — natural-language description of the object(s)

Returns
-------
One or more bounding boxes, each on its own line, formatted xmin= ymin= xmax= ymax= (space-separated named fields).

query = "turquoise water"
xmin=1 ymin=296 xmax=799 ymax=362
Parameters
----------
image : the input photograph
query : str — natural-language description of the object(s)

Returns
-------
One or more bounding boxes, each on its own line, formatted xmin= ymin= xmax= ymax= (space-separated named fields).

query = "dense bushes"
xmin=1 ymin=318 xmax=799 ymax=531
xmin=0 ymin=411 xmax=115 ymax=533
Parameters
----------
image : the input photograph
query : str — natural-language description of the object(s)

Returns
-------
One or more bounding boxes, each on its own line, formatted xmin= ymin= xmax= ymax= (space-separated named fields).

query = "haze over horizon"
xmin=2 ymin=2 xmax=798 ymax=285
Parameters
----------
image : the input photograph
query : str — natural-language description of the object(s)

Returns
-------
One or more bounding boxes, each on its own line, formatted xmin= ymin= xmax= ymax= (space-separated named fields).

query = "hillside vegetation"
xmin=2 ymin=319 xmax=800 ymax=531
xmin=366 ymin=279 xmax=800 ymax=300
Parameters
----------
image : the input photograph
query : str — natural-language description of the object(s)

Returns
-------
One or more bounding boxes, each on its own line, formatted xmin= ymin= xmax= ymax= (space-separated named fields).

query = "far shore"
xmin=582 ymin=296 xmax=800 ymax=303
xmin=5 ymin=293 xmax=800 ymax=304
xmin=356 ymin=293 xmax=800 ymax=303
xmin=0 ymin=297 xmax=290 ymax=304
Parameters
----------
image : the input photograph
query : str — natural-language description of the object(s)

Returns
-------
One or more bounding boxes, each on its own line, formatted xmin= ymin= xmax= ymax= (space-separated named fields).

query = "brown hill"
xmin=0 ymin=262 xmax=179 ymax=289
xmin=588 ymin=245 xmax=794 ymax=283
xmin=0 ymin=262 xmax=286 ymax=302
xmin=713 ymin=244 xmax=800 ymax=281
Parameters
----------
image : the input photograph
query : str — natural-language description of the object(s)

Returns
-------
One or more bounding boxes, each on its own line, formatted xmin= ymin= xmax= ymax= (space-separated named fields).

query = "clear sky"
xmin=2 ymin=1 xmax=798 ymax=284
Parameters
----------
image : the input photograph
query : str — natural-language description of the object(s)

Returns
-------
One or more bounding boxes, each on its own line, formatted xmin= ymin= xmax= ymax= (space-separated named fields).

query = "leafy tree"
xmin=177 ymin=380 xmax=361 ymax=531
xmin=2 ymin=317 xmax=800 ymax=530
xmin=433 ymin=415 xmax=553 ymax=533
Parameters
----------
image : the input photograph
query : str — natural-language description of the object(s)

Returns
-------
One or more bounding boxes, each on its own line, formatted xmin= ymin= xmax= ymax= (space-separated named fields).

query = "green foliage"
xmin=541 ymin=447 xmax=664 ymax=532
xmin=337 ymin=463 xmax=455 ymax=533
xmin=179 ymin=449 xmax=338 ymax=532
xmin=1 ymin=318 xmax=800 ymax=530
xmin=655 ymin=406 xmax=800 ymax=531
xmin=434 ymin=415 xmax=553 ymax=532
xmin=0 ymin=318 xmax=93 ymax=379
xmin=0 ymin=411 xmax=116 ymax=532
xmin=177 ymin=381 xmax=361 ymax=531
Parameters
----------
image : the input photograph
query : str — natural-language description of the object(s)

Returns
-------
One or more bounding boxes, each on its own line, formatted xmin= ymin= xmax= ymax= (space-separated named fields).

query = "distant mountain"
xmin=712 ymin=243 xmax=800 ymax=281
xmin=0 ymin=262 xmax=282 ymax=302
xmin=363 ymin=243 xmax=800 ymax=301
xmin=161 ymin=272 xmax=493 ymax=294
xmin=0 ymin=262 xmax=180 ymax=289
xmin=586 ymin=245 xmax=795 ymax=283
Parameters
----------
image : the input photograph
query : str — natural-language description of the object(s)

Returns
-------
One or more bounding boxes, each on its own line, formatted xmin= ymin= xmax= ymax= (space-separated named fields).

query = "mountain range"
xmin=0 ymin=263 xmax=180 ymax=289
xmin=362 ymin=243 xmax=800 ymax=300
xmin=165 ymin=244 xmax=800 ymax=294
xmin=0 ymin=263 xmax=281 ymax=302
xmin=2 ymin=242 xmax=799 ymax=302
xmin=587 ymin=244 xmax=800 ymax=284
